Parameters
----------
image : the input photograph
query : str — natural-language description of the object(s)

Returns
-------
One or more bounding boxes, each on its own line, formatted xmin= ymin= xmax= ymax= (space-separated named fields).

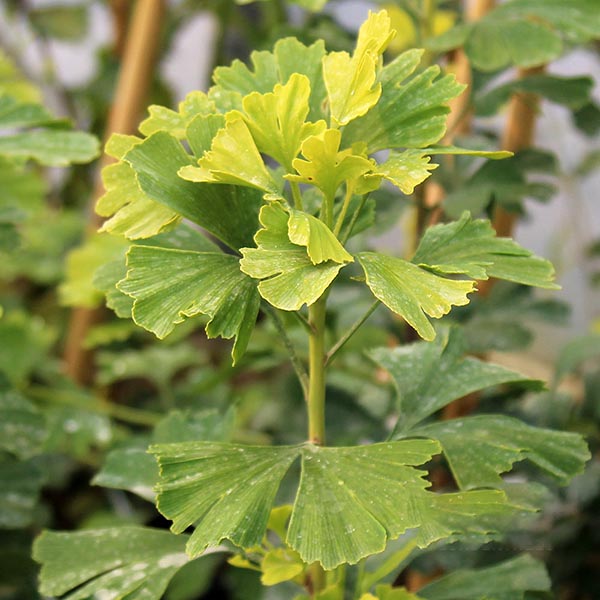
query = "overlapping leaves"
xmin=151 ymin=439 xmax=520 ymax=570
xmin=370 ymin=329 xmax=590 ymax=490
xmin=240 ymin=203 xmax=352 ymax=310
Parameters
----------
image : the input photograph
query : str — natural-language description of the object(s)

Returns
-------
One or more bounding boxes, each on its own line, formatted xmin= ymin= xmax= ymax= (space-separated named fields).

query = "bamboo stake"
xmin=492 ymin=64 xmax=545 ymax=238
xmin=64 ymin=0 xmax=166 ymax=384
xmin=477 ymin=64 xmax=545 ymax=297
xmin=421 ymin=0 xmax=496 ymax=228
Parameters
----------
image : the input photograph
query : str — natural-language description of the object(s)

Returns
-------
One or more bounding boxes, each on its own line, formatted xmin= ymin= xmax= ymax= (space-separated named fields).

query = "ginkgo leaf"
xmin=122 ymin=131 xmax=262 ymax=250
xmin=369 ymin=328 xmax=542 ymax=432
xmin=357 ymin=252 xmax=475 ymax=341
xmin=0 ymin=94 xmax=56 ymax=128
xmin=260 ymin=548 xmax=305 ymax=586
xmin=234 ymin=73 xmax=326 ymax=171
xmin=152 ymin=442 xmax=300 ymax=557
xmin=369 ymin=149 xmax=438 ymax=195
xmin=412 ymin=212 xmax=559 ymax=288
xmin=288 ymin=209 xmax=353 ymax=265
xmin=186 ymin=112 xmax=226 ymax=157
xmin=179 ymin=118 xmax=279 ymax=194
xmin=417 ymin=554 xmax=550 ymax=599
xmin=118 ymin=246 xmax=260 ymax=363
xmin=0 ymin=130 xmax=99 ymax=166
xmin=33 ymin=527 xmax=193 ymax=600
xmin=286 ymin=129 xmax=374 ymax=201
xmin=412 ymin=415 xmax=590 ymax=489
xmin=366 ymin=585 xmax=420 ymax=600
xmin=139 ymin=91 xmax=215 ymax=138
xmin=97 ymin=161 xmax=180 ymax=239
xmin=240 ymin=203 xmax=350 ymax=310
xmin=212 ymin=37 xmax=326 ymax=121
xmin=343 ymin=50 xmax=464 ymax=152
xmin=323 ymin=10 xmax=394 ymax=127
xmin=151 ymin=439 xmax=521 ymax=570
xmin=59 ymin=232 xmax=128 ymax=309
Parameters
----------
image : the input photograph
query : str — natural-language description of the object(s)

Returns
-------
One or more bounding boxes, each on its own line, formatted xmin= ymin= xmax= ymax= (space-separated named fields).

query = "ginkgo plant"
xmin=33 ymin=10 xmax=590 ymax=600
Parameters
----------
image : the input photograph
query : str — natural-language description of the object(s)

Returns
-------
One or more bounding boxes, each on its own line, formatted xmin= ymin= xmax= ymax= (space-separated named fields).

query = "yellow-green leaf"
xmin=288 ymin=209 xmax=353 ymax=265
xmin=139 ymin=91 xmax=215 ymax=139
xmin=235 ymin=73 xmax=326 ymax=171
xmin=358 ymin=252 xmax=475 ymax=340
xmin=369 ymin=149 xmax=438 ymax=194
xmin=240 ymin=203 xmax=350 ymax=310
xmin=323 ymin=10 xmax=395 ymax=127
xmin=260 ymin=548 xmax=304 ymax=586
xmin=179 ymin=118 xmax=279 ymax=194
xmin=286 ymin=129 xmax=374 ymax=201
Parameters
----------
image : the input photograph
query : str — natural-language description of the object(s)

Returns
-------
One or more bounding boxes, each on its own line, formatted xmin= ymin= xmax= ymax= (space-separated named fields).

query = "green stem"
xmin=28 ymin=385 xmax=162 ymax=427
xmin=333 ymin=184 xmax=354 ymax=237
xmin=308 ymin=297 xmax=327 ymax=445
xmin=291 ymin=181 xmax=304 ymax=210
xmin=325 ymin=300 xmax=380 ymax=367
xmin=340 ymin=194 xmax=369 ymax=245
xmin=292 ymin=309 xmax=315 ymax=334
xmin=265 ymin=306 xmax=309 ymax=400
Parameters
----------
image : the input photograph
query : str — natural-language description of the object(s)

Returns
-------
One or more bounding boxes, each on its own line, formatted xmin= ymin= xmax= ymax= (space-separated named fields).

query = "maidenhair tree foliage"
xmin=34 ymin=9 xmax=589 ymax=600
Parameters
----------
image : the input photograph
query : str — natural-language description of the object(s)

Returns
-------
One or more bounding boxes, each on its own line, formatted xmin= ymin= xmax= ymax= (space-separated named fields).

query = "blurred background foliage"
xmin=0 ymin=1 xmax=599 ymax=599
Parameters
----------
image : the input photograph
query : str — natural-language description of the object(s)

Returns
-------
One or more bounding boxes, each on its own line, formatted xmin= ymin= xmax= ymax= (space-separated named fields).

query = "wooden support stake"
xmin=64 ymin=0 xmax=165 ymax=384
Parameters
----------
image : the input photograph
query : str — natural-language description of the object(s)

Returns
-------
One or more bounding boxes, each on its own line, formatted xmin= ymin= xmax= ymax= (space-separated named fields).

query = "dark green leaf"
xmin=412 ymin=212 xmax=558 ymax=289
xmin=118 ymin=246 xmax=260 ymax=363
xmin=418 ymin=554 xmax=550 ymax=599
xmin=370 ymin=328 xmax=540 ymax=432
xmin=412 ymin=415 xmax=590 ymax=489
xmin=0 ymin=459 xmax=44 ymax=528
xmin=124 ymin=132 xmax=262 ymax=250
xmin=343 ymin=50 xmax=465 ymax=152
xmin=152 ymin=440 xmax=521 ymax=570
xmin=476 ymin=75 xmax=594 ymax=117
xmin=0 ymin=130 xmax=99 ymax=165
xmin=0 ymin=384 xmax=46 ymax=459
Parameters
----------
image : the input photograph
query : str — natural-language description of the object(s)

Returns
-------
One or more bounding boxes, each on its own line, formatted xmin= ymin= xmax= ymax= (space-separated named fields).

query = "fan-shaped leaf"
xmin=412 ymin=212 xmax=559 ymax=288
xmin=122 ymin=131 xmax=262 ymax=249
xmin=343 ymin=50 xmax=464 ymax=152
xmin=234 ymin=73 xmax=326 ymax=171
xmin=412 ymin=415 xmax=591 ymax=489
xmin=151 ymin=440 xmax=521 ymax=570
xmin=213 ymin=37 xmax=326 ymax=120
xmin=179 ymin=118 xmax=279 ymax=194
xmin=357 ymin=252 xmax=475 ymax=341
xmin=323 ymin=10 xmax=394 ymax=127
xmin=369 ymin=328 xmax=542 ymax=432
xmin=118 ymin=246 xmax=260 ymax=363
xmin=139 ymin=91 xmax=215 ymax=138
xmin=240 ymin=203 xmax=350 ymax=310
xmin=286 ymin=129 xmax=374 ymax=201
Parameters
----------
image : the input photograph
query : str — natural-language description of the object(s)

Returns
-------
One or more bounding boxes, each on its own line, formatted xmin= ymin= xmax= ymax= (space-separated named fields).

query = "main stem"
xmin=307 ymin=297 xmax=327 ymax=446
xmin=307 ymin=296 xmax=328 ymax=595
